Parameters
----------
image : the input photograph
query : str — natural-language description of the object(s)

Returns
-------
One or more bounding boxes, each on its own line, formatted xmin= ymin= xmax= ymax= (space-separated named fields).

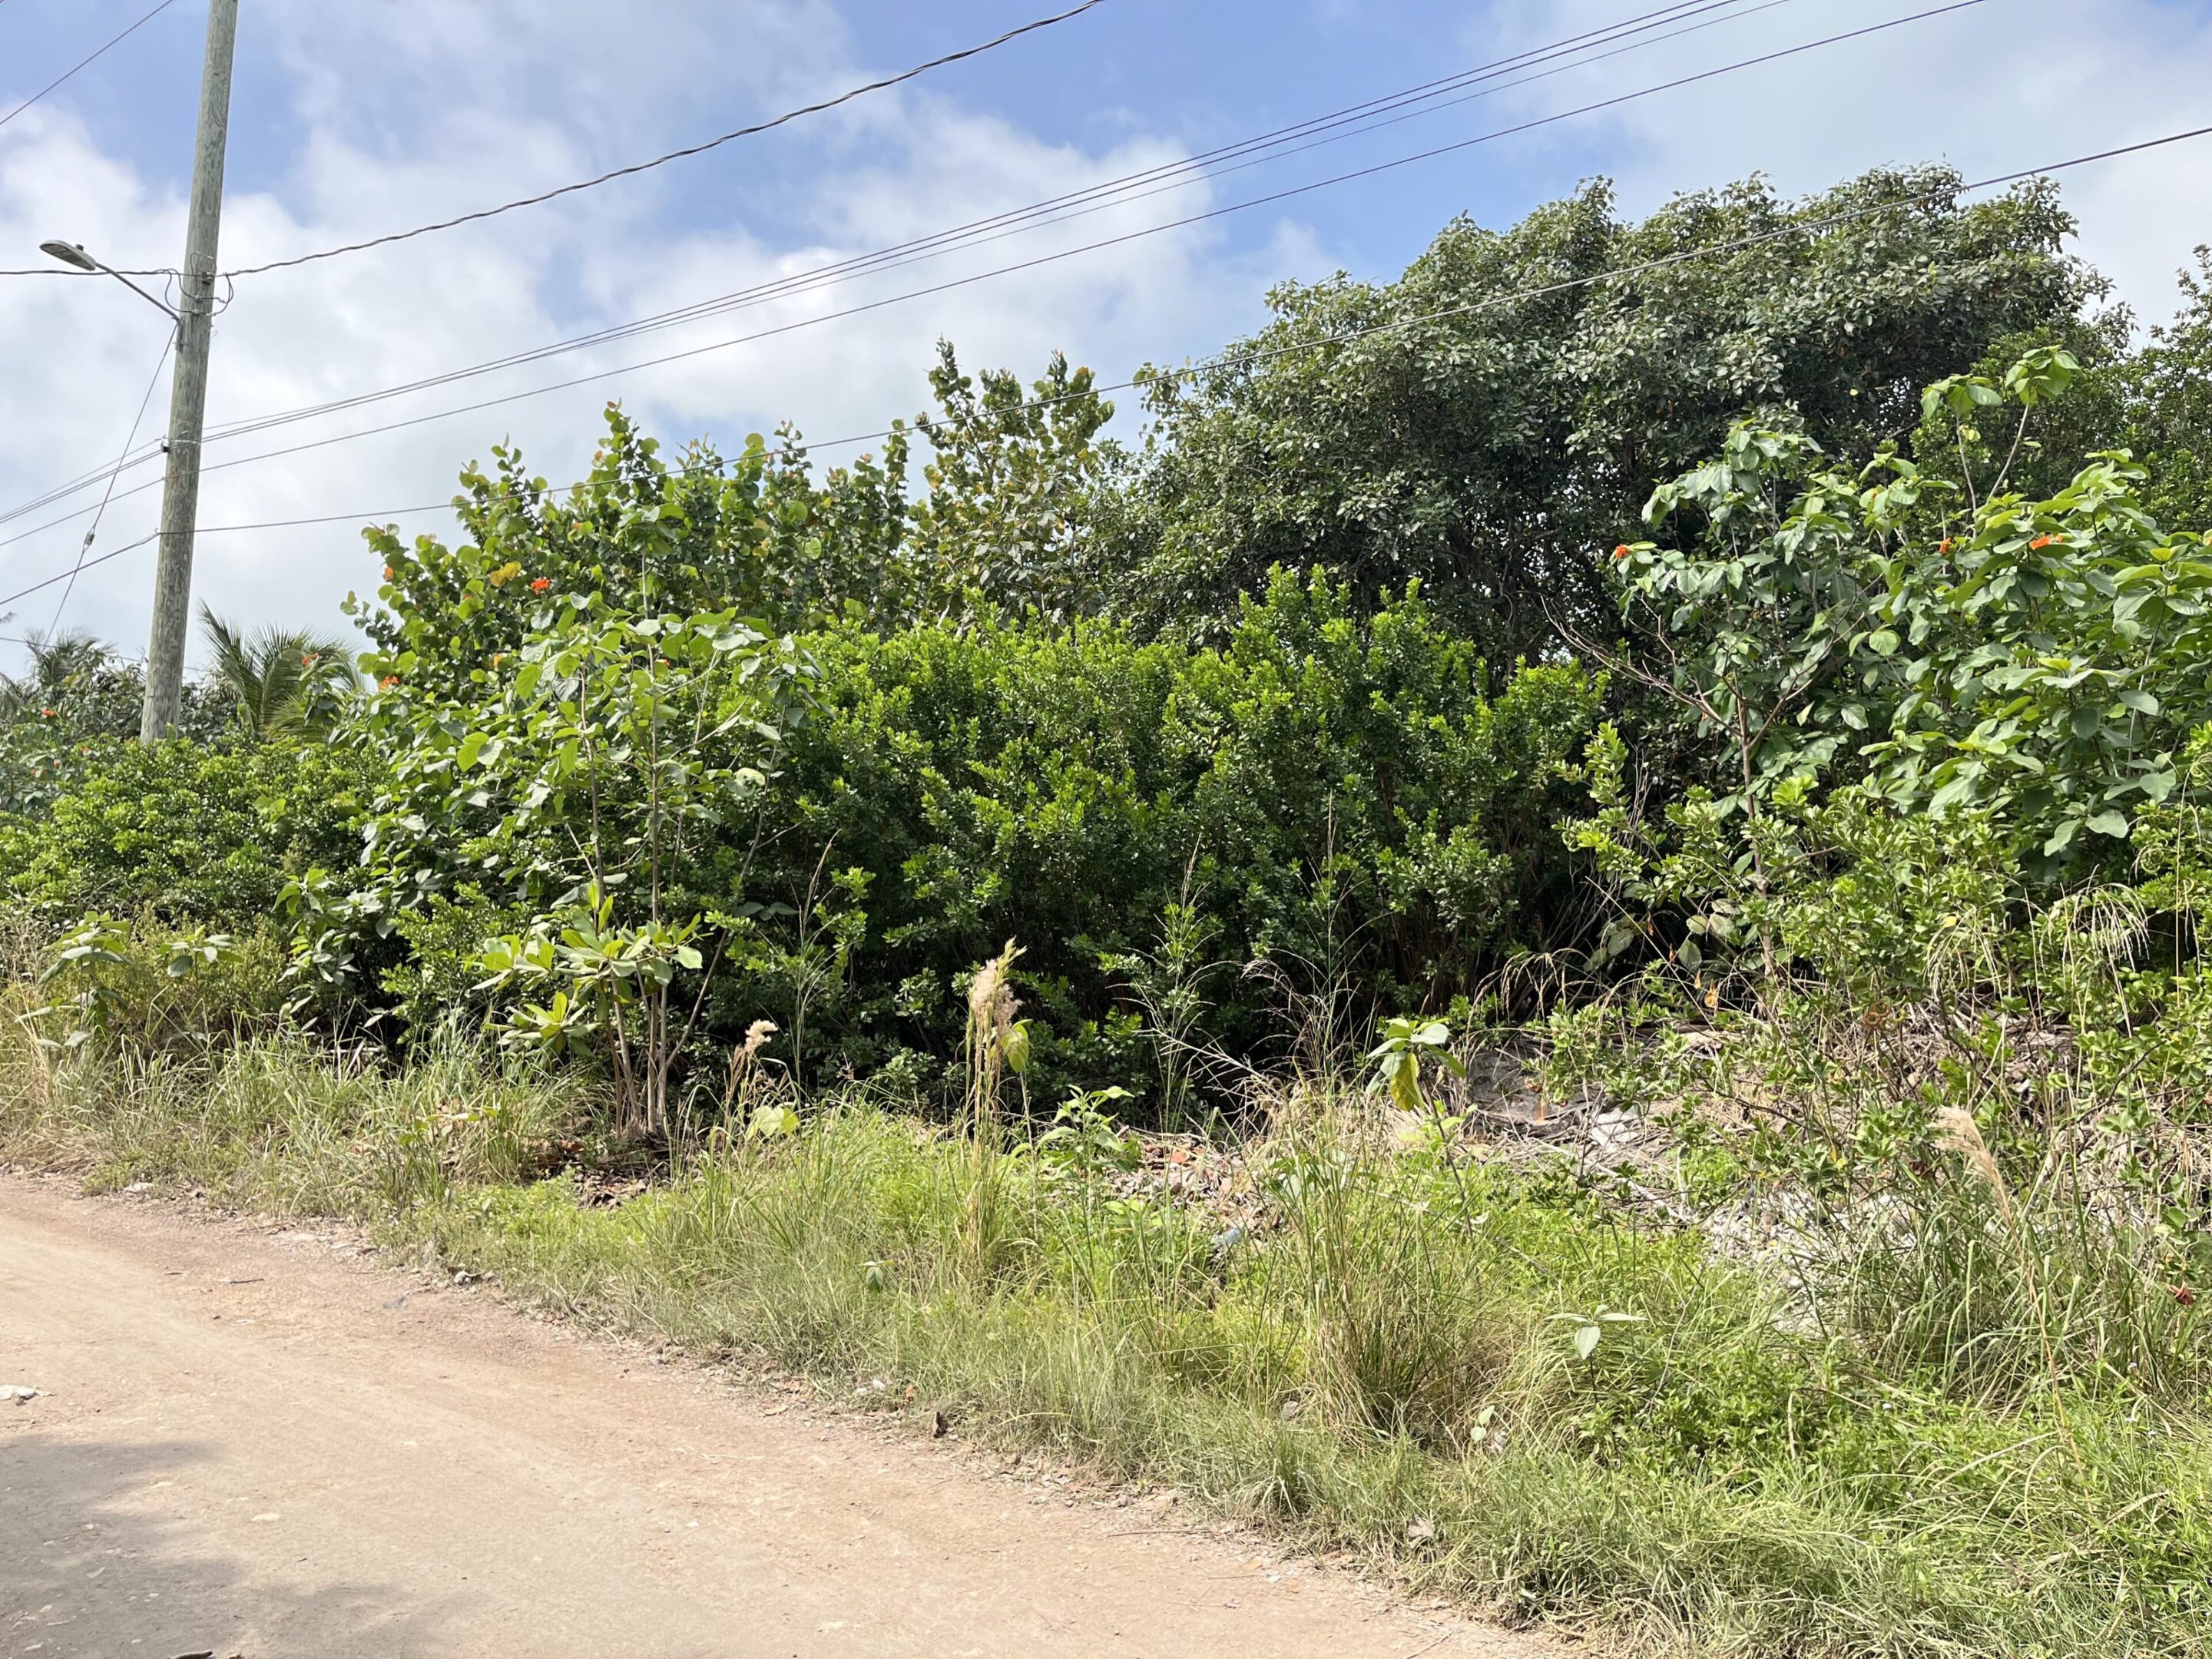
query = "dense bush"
xmin=4 ymin=171 xmax=2207 ymax=1124
xmin=320 ymin=567 xmax=1601 ymax=1109
xmin=0 ymin=737 xmax=371 ymax=929
xmin=1584 ymin=345 xmax=2212 ymax=909
xmin=0 ymin=634 xmax=230 ymax=817
xmin=6 ymin=164 xmax=2212 ymax=1659
xmin=352 ymin=346 xmax=1115 ymax=706
xmin=724 ymin=570 xmax=1604 ymax=1098
xmin=0 ymin=582 xmax=1601 ymax=1115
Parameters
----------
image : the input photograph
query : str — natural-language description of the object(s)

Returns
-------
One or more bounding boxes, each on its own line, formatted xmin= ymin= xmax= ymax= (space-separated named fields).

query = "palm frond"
xmin=197 ymin=604 xmax=359 ymax=738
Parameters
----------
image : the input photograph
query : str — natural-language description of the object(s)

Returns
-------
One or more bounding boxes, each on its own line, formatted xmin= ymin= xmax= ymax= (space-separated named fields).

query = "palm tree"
xmin=197 ymin=604 xmax=359 ymax=739
xmin=0 ymin=629 xmax=108 ymax=704
xmin=0 ymin=630 xmax=127 ymax=724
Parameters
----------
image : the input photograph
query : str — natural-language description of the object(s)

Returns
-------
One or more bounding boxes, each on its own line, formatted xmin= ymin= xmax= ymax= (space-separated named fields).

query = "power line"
xmin=0 ymin=0 xmax=1988 ymax=533
xmin=182 ymin=0 xmax=1998 ymax=438
xmin=0 ymin=0 xmax=180 ymax=134
xmin=0 ymin=0 xmax=1757 ymax=292
xmin=767 ymin=125 xmax=2212 ymax=450
xmin=22 ymin=116 xmax=2209 ymax=610
xmin=0 ymin=0 xmax=1114 ymax=282
xmin=222 ymin=0 xmax=1112 ymax=278
xmin=50 ymin=335 xmax=174 ymax=634
xmin=0 ymin=0 xmax=1782 ymax=518
xmin=0 ymin=535 xmax=152 ymax=611
xmin=200 ymin=0 xmax=1801 ymax=449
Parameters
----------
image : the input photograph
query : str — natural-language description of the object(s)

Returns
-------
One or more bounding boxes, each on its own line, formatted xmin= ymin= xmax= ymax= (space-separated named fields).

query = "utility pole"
xmin=141 ymin=0 xmax=240 ymax=743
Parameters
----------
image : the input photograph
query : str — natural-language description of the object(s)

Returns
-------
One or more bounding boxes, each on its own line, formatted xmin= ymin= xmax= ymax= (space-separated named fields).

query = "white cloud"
xmin=0 ymin=3 xmax=1312 ymax=667
xmin=12 ymin=0 xmax=2204 ymax=674
xmin=1471 ymin=0 xmax=2212 ymax=325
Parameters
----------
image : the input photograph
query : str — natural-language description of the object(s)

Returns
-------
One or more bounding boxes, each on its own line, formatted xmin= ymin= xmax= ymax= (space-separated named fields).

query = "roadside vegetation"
xmin=6 ymin=167 xmax=2212 ymax=1657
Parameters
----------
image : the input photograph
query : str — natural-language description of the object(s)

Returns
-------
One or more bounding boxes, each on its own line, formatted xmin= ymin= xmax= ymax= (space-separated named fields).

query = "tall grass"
xmin=5 ymin=1009 xmax=2210 ymax=1656
xmin=0 ymin=1015 xmax=573 ymax=1217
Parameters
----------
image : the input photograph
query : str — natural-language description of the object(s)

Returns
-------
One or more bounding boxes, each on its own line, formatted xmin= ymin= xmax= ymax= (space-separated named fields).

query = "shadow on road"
xmin=2 ymin=1428 xmax=454 ymax=1658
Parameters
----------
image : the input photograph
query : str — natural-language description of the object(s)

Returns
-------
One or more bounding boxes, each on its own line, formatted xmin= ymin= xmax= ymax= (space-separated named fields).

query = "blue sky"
xmin=5 ymin=0 xmax=2211 ymax=664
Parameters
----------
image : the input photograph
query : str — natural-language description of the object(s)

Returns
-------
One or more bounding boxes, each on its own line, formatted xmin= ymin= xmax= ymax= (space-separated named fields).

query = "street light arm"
xmin=84 ymin=260 xmax=181 ymax=325
xmin=101 ymin=267 xmax=182 ymax=324
xmin=38 ymin=239 xmax=179 ymax=322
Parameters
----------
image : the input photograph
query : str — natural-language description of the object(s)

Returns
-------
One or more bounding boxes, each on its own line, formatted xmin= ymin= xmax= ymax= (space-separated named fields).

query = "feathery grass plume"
xmin=967 ymin=943 xmax=1019 ymax=1043
xmin=720 ymin=1019 xmax=779 ymax=1120
xmin=1932 ymin=1102 xmax=2084 ymax=1466
xmin=1933 ymin=1104 xmax=2015 ymax=1224
xmin=964 ymin=940 xmax=1025 ymax=1131
xmin=958 ymin=942 xmax=1025 ymax=1280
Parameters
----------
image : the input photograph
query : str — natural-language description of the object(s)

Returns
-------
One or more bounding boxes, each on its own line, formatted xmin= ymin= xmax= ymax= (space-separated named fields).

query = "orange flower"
xmin=382 ymin=566 xmax=394 ymax=580
xmin=2030 ymin=534 xmax=2063 ymax=550
xmin=379 ymin=675 xmax=399 ymax=690
xmin=1938 ymin=538 xmax=1952 ymax=554
xmin=1613 ymin=543 xmax=1631 ymax=561
xmin=38 ymin=707 xmax=55 ymax=719
xmin=531 ymin=577 xmax=551 ymax=592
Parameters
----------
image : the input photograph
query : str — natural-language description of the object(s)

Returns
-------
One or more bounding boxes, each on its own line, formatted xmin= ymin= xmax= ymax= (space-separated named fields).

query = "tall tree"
xmin=905 ymin=343 xmax=1117 ymax=626
xmin=1094 ymin=167 xmax=2105 ymax=657
xmin=353 ymin=349 xmax=1118 ymax=705
xmin=2112 ymin=248 xmax=2212 ymax=531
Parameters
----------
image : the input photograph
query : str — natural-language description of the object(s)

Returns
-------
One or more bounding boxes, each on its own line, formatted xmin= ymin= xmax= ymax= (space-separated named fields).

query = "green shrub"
xmin=0 ymin=737 xmax=370 ymax=930
xmin=729 ymin=569 xmax=1604 ymax=1103
xmin=31 ymin=914 xmax=291 ymax=1055
xmin=0 ymin=634 xmax=231 ymax=818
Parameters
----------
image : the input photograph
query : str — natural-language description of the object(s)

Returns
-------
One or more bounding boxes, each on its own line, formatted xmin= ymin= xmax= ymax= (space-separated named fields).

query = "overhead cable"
xmin=223 ymin=0 xmax=1114 ymax=276
xmin=0 ymin=0 xmax=1785 ymax=515
xmin=49 ymin=335 xmax=174 ymax=634
xmin=200 ymin=0 xmax=1805 ymax=446
xmin=18 ymin=114 xmax=2207 ymax=608
xmin=0 ymin=0 xmax=1112 ymax=280
xmin=0 ymin=0 xmax=1992 ymax=534
xmin=0 ymin=535 xmax=151 ymax=611
xmin=0 ymin=0 xmax=180 ymax=134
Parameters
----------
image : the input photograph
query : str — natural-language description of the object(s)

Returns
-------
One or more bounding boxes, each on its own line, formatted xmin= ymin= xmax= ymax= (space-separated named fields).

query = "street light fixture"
xmin=39 ymin=238 xmax=179 ymax=323
xmin=38 ymin=240 xmax=97 ymax=271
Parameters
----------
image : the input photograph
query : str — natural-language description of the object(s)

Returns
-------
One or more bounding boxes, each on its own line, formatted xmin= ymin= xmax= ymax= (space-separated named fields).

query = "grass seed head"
xmin=1934 ymin=1104 xmax=2014 ymax=1221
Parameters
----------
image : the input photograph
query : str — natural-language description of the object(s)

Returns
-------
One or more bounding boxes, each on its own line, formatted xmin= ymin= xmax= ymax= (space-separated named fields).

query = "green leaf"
xmin=2085 ymin=809 xmax=2131 ymax=839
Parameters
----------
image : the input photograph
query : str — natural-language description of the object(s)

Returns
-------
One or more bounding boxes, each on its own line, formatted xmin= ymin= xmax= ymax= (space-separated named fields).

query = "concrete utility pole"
xmin=141 ymin=0 xmax=240 ymax=743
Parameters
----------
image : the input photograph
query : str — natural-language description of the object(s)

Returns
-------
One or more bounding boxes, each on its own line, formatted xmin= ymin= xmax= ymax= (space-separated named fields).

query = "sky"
xmin=2 ymin=0 xmax=2210 ymax=672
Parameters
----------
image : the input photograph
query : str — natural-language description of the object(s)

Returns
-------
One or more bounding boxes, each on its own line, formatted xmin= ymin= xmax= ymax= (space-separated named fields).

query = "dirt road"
xmin=2 ymin=1176 xmax=1555 ymax=1658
